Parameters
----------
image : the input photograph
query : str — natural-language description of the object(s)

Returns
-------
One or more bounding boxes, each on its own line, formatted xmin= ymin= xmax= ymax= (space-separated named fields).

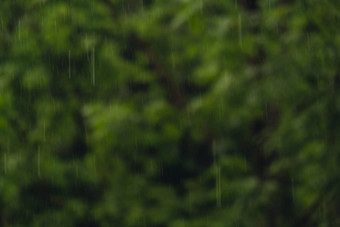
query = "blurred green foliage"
xmin=1 ymin=0 xmax=340 ymax=226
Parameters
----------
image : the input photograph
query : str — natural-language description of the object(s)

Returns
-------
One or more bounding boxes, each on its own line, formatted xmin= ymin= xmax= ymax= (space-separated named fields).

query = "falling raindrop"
xmin=85 ymin=33 xmax=90 ymax=61
xmin=4 ymin=140 xmax=10 ymax=174
xmin=37 ymin=146 xmax=41 ymax=178
xmin=92 ymin=47 xmax=96 ymax=86
xmin=85 ymin=125 xmax=89 ymax=145
xmin=307 ymin=32 xmax=311 ymax=49
xmin=170 ymin=36 xmax=176 ymax=73
xmin=0 ymin=16 xmax=4 ymax=31
xmin=218 ymin=101 xmax=224 ymax=121
xmin=216 ymin=166 xmax=222 ymax=207
xmin=134 ymin=135 xmax=138 ymax=161
xmin=122 ymin=1 xmax=127 ymax=23
xmin=3 ymin=152 xmax=7 ymax=174
xmin=158 ymin=161 xmax=163 ymax=177
xmin=74 ymin=160 xmax=79 ymax=181
xmin=93 ymin=156 xmax=97 ymax=174
xmin=43 ymin=120 xmax=46 ymax=142
xmin=291 ymin=177 xmax=295 ymax=203
xmin=268 ymin=0 xmax=272 ymax=11
xmin=186 ymin=108 xmax=191 ymax=125
xmin=18 ymin=19 xmax=21 ymax=41
xmin=213 ymin=141 xmax=222 ymax=208
xmin=238 ymin=13 xmax=243 ymax=49
xmin=68 ymin=50 xmax=71 ymax=79
xmin=188 ymin=191 xmax=193 ymax=212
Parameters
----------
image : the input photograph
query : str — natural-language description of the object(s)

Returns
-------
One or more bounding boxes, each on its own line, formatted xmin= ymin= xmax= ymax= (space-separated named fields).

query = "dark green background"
xmin=1 ymin=0 xmax=340 ymax=226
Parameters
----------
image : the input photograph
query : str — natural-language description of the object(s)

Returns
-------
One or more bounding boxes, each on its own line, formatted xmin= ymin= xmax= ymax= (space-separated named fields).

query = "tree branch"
xmin=99 ymin=0 xmax=187 ymax=109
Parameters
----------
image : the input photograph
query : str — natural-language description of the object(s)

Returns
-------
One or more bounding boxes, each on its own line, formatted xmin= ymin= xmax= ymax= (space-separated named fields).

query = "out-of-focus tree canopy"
xmin=1 ymin=0 xmax=340 ymax=226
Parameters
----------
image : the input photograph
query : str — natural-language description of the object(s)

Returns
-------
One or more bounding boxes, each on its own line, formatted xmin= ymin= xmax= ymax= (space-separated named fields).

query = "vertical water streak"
xmin=68 ymin=50 xmax=71 ymax=79
xmin=18 ymin=20 xmax=21 ymax=41
xmin=213 ymin=141 xmax=222 ymax=207
xmin=291 ymin=177 xmax=295 ymax=203
xmin=238 ymin=13 xmax=243 ymax=49
xmin=43 ymin=120 xmax=46 ymax=142
xmin=268 ymin=0 xmax=272 ymax=11
xmin=92 ymin=47 xmax=95 ymax=86
xmin=38 ymin=146 xmax=41 ymax=178
xmin=0 ymin=16 xmax=4 ymax=31
xmin=3 ymin=153 xmax=7 ymax=174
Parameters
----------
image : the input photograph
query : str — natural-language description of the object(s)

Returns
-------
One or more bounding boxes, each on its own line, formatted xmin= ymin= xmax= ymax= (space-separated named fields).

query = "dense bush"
xmin=1 ymin=0 xmax=340 ymax=226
